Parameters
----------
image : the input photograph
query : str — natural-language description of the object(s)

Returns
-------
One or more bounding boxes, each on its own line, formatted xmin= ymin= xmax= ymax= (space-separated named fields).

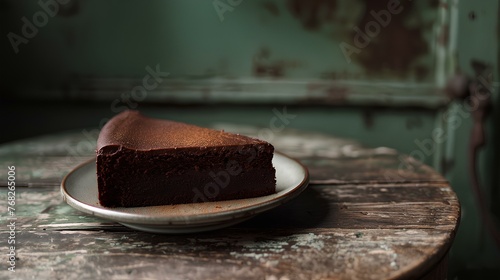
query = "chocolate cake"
xmin=96 ymin=110 xmax=276 ymax=207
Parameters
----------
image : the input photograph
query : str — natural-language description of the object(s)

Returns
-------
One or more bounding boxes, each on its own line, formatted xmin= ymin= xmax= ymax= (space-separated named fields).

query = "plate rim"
xmin=61 ymin=151 xmax=309 ymax=226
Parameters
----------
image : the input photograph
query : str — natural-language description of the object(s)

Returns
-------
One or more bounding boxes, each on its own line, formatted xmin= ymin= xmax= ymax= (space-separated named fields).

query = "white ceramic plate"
xmin=61 ymin=152 xmax=309 ymax=234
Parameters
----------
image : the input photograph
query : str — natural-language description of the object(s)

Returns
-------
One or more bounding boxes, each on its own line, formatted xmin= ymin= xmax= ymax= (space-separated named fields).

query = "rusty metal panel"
xmin=1 ymin=0 xmax=450 ymax=106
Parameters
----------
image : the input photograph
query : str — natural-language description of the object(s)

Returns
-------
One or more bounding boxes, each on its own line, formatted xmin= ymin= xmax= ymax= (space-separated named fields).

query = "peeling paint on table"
xmin=0 ymin=126 xmax=459 ymax=279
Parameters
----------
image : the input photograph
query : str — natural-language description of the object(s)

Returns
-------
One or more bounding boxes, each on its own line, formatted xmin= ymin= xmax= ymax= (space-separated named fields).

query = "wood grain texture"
xmin=0 ymin=128 xmax=460 ymax=279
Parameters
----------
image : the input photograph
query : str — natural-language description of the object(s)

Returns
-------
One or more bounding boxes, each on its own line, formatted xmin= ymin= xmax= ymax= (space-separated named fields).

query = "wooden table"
xmin=0 ymin=125 xmax=460 ymax=279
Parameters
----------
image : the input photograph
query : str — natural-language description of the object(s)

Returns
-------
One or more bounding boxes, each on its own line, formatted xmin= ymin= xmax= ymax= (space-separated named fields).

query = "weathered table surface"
xmin=0 ymin=124 xmax=460 ymax=280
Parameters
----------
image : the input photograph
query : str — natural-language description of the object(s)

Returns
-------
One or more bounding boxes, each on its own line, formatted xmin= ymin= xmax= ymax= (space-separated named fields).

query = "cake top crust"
xmin=97 ymin=110 xmax=267 ymax=152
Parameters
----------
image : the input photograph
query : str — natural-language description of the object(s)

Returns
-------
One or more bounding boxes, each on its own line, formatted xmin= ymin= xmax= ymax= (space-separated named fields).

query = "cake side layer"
xmin=97 ymin=144 xmax=275 ymax=207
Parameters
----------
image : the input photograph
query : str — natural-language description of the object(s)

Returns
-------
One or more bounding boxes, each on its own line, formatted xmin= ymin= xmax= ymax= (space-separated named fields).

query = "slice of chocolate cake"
xmin=96 ymin=110 xmax=276 ymax=207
